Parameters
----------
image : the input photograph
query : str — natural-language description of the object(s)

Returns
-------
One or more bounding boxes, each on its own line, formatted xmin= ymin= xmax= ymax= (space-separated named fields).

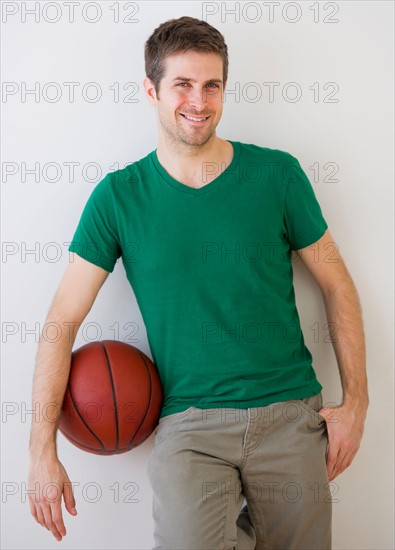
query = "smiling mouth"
xmin=180 ymin=113 xmax=210 ymax=123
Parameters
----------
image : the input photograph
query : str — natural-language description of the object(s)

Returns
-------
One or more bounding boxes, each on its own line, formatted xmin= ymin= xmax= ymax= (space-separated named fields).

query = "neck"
xmin=156 ymin=134 xmax=226 ymax=180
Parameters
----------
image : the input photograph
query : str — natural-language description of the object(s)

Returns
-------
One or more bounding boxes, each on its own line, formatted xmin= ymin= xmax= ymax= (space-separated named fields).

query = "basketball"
xmin=59 ymin=340 xmax=163 ymax=455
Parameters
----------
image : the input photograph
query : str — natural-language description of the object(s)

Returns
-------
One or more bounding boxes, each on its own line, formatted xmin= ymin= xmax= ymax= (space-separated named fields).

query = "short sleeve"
xmin=68 ymin=174 xmax=122 ymax=272
xmin=283 ymin=155 xmax=328 ymax=250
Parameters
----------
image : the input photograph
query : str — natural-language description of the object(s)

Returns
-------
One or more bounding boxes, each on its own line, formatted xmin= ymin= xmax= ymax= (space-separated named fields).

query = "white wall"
xmin=1 ymin=1 xmax=393 ymax=549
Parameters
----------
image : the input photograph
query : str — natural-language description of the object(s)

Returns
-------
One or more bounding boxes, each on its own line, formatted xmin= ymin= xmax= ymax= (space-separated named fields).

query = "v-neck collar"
xmin=150 ymin=140 xmax=240 ymax=196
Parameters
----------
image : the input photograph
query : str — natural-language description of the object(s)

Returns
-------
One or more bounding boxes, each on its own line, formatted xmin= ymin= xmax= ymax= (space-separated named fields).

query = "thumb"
xmin=63 ymin=480 xmax=77 ymax=516
xmin=318 ymin=406 xmax=340 ymax=424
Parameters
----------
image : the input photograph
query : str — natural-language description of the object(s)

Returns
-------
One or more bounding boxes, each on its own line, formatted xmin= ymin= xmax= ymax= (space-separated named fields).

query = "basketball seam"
xmin=128 ymin=350 xmax=153 ymax=448
xmin=101 ymin=341 xmax=120 ymax=451
xmin=66 ymin=371 xmax=105 ymax=451
xmin=61 ymin=430 xmax=130 ymax=454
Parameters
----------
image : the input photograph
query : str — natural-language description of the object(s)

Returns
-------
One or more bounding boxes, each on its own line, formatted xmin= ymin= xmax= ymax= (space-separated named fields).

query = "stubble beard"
xmin=159 ymin=108 xmax=218 ymax=151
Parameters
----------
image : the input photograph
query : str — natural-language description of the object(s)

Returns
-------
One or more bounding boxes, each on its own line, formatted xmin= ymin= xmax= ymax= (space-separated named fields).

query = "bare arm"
xmin=296 ymin=229 xmax=369 ymax=480
xmin=28 ymin=253 xmax=110 ymax=541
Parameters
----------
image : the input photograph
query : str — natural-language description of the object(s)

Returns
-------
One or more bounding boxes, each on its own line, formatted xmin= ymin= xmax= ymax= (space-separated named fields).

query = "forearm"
xmin=322 ymin=278 xmax=369 ymax=410
xmin=29 ymin=318 xmax=78 ymax=459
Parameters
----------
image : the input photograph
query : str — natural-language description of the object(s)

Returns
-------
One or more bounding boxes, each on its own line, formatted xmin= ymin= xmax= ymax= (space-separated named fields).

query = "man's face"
xmin=145 ymin=50 xmax=226 ymax=148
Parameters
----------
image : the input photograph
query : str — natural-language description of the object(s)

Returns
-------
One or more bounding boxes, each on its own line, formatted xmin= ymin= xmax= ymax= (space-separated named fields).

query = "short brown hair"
xmin=144 ymin=16 xmax=228 ymax=96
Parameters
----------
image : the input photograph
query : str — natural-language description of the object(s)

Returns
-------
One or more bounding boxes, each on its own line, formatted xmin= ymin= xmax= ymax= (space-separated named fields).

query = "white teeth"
xmin=183 ymin=114 xmax=208 ymax=122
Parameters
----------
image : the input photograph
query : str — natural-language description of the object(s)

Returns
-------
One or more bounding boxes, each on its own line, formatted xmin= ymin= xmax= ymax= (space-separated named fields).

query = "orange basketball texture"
xmin=59 ymin=340 xmax=163 ymax=455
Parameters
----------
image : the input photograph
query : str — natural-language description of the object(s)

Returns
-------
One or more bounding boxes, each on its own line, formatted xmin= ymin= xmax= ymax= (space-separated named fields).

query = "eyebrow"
xmin=172 ymin=77 xmax=223 ymax=84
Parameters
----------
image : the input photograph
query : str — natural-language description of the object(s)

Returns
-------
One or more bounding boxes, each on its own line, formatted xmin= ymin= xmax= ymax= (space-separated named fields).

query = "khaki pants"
xmin=147 ymin=393 xmax=332 ymax=550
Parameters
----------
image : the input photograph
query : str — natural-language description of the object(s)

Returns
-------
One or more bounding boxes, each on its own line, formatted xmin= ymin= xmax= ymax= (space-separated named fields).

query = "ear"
xmin=143 ymin=77 xmax=158 ymax=105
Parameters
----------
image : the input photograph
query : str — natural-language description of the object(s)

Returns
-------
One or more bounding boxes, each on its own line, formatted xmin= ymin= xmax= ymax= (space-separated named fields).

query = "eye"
xmin=176 ymin=82 xmax=189 ymax=87
xmin=207 ymin=82 xmax=219 ymax=88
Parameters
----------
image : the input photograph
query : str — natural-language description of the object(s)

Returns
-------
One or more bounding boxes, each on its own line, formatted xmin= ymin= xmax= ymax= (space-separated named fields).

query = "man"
xmin=28 ymin=16 xmax=368 ymax=549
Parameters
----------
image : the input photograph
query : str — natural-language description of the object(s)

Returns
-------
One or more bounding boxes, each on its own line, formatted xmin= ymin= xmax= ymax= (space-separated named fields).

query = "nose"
xmin=187 ymin=86 xmax=208 ymax=111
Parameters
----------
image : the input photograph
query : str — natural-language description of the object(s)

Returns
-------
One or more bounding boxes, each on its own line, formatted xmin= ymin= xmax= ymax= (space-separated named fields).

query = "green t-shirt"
xmin=68 ymin=141 xmax=328 ymax=418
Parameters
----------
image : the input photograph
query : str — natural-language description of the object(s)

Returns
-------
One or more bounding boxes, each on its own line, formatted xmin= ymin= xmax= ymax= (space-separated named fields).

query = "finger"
xmin=50 ymin=501 xmax=67 ymax=538
xmin=29 ymin=498 xmax=39 ymax=523
xmin=326 ymin=444 xmax=340 ymax=481
xmin=63 ymin=481 xmax=77 ymax=516
xmin=41 ymin=503 xmax=63 ymax=541
xmin=332 ymin=448 xmax=356 ymax=479
xmin=35 ymin=504 xmax=48 ymax=529
xmin=28 ymin=492 xmax=42 ymax=524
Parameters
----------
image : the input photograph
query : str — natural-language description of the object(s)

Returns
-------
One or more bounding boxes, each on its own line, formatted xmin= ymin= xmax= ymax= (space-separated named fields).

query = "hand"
xmin=28 ymin=455 xmax=77 ymax=541
xmin=318 ymin=401 xmax=368 ymax=481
